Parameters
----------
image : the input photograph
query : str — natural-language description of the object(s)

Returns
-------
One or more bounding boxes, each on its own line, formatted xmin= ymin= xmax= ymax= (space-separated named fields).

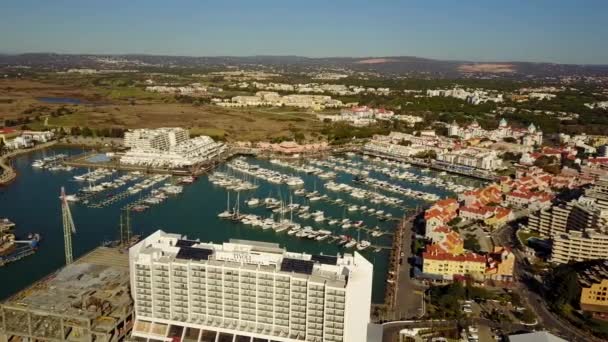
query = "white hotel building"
xmin=125 ymin=127 xmax=190 ymax=151
xmin=129 ymin=230 xmax=373 ymax=342
xmin=121 ymin=128 xmax=225 ymax=168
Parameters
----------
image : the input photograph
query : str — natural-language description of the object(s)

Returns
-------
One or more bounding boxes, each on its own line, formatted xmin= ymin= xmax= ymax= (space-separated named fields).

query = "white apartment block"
xmin=448 ymin=119 xmax=542 ymax=146
xmin=121 ymin=136 xmax=225 ymax=168
xmin=129 ymin=230 xmax=373 ymax=342
xmin=528 ymin=180 xmax=608 ymax=264
xmin=216 ymin=92 xmax=345 ymax=110
xmin=125 ymin=128 xmax=190 ymax=151
xmin=426 ymin=88 xmax=503 ymax=105
xmin=122 ymin=128 xmax=224 ymax=168
xmin=436 ymin=149 xmax=503 ymax=171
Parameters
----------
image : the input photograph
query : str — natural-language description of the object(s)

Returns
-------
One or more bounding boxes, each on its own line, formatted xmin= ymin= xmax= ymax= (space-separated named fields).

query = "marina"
xmin=0 ymin=218 xmax=41 ymax=268
xmin=0 ymin=147 xmax=483 ymax=304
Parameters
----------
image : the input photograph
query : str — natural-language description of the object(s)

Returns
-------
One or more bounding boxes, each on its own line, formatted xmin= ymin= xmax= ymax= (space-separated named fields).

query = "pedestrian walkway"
xmin=0 ymin=141 xmax=57 ymax=185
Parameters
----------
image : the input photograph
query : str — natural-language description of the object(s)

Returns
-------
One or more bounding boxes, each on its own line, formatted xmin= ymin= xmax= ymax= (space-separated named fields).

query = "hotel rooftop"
xmin=131 ymin=231 xmax=356 ymax=288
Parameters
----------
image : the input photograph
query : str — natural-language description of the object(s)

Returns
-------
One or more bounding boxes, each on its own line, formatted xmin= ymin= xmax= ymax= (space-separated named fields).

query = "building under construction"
xmin=0 ymin=247 xmax=134 ymax=342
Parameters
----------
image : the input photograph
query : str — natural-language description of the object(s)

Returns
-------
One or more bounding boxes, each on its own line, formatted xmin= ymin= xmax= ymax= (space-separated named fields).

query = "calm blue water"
xmin=36 ymin=97 xmax=87 ymax=105
xmin=0 ymin=148 xmax=483 ymax=303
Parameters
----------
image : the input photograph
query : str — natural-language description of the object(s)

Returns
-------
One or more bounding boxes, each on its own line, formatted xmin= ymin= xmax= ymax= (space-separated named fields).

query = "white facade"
xmin=447 ymin=119 xmax=542 ymax=146
xmin=436 ymin=149 xmax=503 ymax=171
xmin=124 ymin=127 xmax=189 ymax=151
xmin=121 ymin=128 xmax=224 ymax=168
xmin=121 ymin=136 xmax=224 ymax=168
xmin=22 ymin=130 xmax=54 ymax=142
xmin=216 ymin=92 xmax=345 ymax=110
xmin=426 ymin=87 xmax=503 ymax=105
xmin=129 ymin=230 xmax=373 ymax=342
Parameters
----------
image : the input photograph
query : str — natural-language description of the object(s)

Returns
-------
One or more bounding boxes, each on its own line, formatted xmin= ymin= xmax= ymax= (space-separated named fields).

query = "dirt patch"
xmin=355 ymin=58 xmax=399 ymax=64
xmin=458 ymin=63 xmax=515 ymax=73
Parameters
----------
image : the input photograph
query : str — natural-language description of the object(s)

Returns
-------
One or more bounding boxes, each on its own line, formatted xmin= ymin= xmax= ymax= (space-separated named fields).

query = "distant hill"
xmin=1 ymin=53 xmax=607 ymax=78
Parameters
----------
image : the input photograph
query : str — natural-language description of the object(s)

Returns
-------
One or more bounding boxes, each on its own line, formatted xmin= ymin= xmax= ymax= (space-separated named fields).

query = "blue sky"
xmin=1 ymin=0 xmax=607 ymax=64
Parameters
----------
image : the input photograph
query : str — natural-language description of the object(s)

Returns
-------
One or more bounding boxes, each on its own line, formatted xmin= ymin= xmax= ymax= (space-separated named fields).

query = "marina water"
xmin=0 ymin=147 xmax=483 ymax=303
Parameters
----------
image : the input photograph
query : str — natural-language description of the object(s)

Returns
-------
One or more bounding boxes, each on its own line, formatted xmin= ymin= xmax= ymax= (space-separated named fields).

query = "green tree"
xmin=81 ymin=127 xmax=93 ymax=137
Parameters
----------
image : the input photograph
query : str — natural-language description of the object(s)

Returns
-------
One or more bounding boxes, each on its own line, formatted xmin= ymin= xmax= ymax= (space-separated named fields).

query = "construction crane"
xmin=119 ymin=208 xmax=132 ymax=248
xmin=60 ymin=186 xmax=76 ymax=265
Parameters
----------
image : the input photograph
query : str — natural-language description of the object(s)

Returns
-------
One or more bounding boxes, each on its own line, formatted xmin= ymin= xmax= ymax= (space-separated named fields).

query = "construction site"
xmin=0 ymin=246 xmax=133 ymax=342
xmin=0 ymin=187 xmax=137 ymax=342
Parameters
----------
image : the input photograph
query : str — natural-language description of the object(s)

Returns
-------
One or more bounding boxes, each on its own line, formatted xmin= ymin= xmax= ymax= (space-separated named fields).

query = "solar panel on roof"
xmin=311 ymin=254 xmax=338 ymax=265
xmin=175 ymin=239 xmax=196 ymax=247
xmin=176 ymin=247 xmax=213 ymax=261
xmin=280 ymin=258 xmax=314 ymax=275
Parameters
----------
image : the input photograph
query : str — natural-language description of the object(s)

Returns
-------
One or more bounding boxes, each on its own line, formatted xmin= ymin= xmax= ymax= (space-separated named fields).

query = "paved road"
xmin=394 ymin=219 xmax=425 ymax=319
xmin=0 ymin=141 xmax=57 ymax=185
xmin=382 ymin=320 xmax=457 ymax=342
xmin=492 ymin=223 xmax=603 ymax=342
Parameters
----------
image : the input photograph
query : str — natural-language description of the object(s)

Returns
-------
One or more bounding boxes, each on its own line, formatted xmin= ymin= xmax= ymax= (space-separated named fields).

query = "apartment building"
xmin=129 ymin=230 xmax=373 ymax=342
xmin=121 ymin=135 xmax=225 ymax=169
xmin=422 ymin=245 xmax=487 ymax=280
xmin=447 ymin=119 xmax=542 ymax=146
xmin=528 ymin=180 xmax=608 ymax=264
xmin=552 ymin=230 xmax=608 ymax=264
xmin=124 ymin=128 xmax=189 ymax=151
xmin=436 ymin=149 xmax=503 ymax=171
xmin=579 ymin=261 xmax=608 ymax=319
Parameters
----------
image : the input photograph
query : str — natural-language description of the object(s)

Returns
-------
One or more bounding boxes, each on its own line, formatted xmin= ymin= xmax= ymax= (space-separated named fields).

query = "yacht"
xmin=371 ymin=229 xmax=383 ymax=237
xmin=356 ymin=240 xmax=371 ymax=251
xmin=218 ymin=210 xmax=233 ymax=218
xmin=32 ymin=160 xmax=45 ymax=168
xmin=344 ymin=240 xmax=357 ymax=248
xmin=316 ymin=234 xmax=330 ymax=241
xmin=247 ymin=198 xmax=260 ymax=206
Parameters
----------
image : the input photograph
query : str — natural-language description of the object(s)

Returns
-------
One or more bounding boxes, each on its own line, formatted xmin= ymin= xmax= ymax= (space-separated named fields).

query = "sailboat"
xmin=356 ymin=227 xmax=371 ymax=251
xmin=230 ymin=192 xmax=242 ymax=221
xmin=218 ymin=192 xmax=232 ymax=218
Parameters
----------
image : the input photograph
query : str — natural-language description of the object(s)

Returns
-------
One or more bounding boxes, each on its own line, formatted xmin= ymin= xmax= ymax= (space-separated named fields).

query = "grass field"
xmin=517 ymin=229 xmax=541 ymax=246
xmin=0 ymin=78 xmax=325 ymax=142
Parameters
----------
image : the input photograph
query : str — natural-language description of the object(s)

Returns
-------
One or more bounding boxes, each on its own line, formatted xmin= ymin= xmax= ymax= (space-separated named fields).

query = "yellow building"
xmin=581 ymin=279 xmax=608 ymax=316
xmin=422 ymin=245 xmax=486 ymax=280
xmin=484 ymin=207 xmax=512 ymax=229
xmin=485 ymin=247 xmax=515 ymax=282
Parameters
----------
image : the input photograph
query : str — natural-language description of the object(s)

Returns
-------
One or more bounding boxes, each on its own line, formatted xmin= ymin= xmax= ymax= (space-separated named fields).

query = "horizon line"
xmin=1 ymin=51 xmax=607 ymax=67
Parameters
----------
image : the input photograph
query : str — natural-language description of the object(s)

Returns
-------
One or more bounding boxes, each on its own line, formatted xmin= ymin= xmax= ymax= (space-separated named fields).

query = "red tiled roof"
xmin=0 ymin=128 xmax=17 ymax=134
xmin=494 ymin=207 xmax=512 ymax=219
xmin=435 ymin=198 xmax=458 ymax=207
xmin=588 ymin=158 xmax=608 ymax=165
xmin=508 ymin=191 xmax=534 ymax=199
xmin=460 ymin=205 xmax=493 ymax=215
xmin=423 ymin=249 xmax=486 ymax=263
